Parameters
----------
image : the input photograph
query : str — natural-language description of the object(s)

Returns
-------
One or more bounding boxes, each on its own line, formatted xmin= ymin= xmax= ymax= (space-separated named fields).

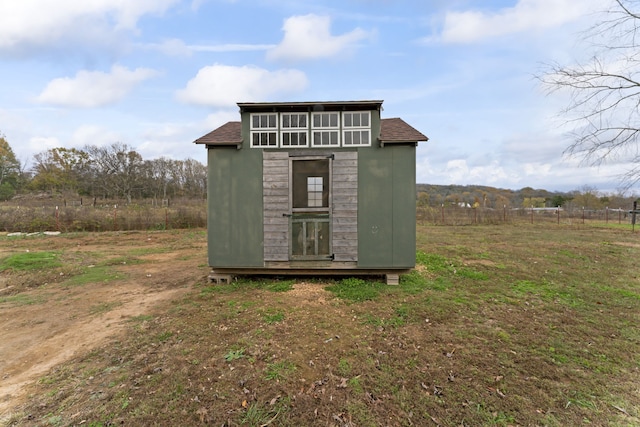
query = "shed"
xmin=194 ymin=100 xmax=428 ymax=284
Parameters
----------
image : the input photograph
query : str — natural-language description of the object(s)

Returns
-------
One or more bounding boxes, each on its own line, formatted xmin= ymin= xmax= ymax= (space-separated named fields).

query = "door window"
xmin=292 ymin=159 xmax=329 ymax=210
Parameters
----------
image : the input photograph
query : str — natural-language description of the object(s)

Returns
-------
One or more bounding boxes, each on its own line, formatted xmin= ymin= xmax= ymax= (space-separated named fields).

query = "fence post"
xmin=531 ymin=205 xmax=534 ymax=224
xmin=441 ymin=204 xmax=444 ymax=225
xmin=605 ymin=206 xmax=608 ymax=224
xmin=582 ymin=207 xmax=585 ymax=224
xmin=557 ymin=207 xmax=560 ymax=224
xmin=165 ymin=208 xmax=169 ymax=230
xmin=503 ymin=205 xmax=506 ymax=223
xmin=55 ymin=206 xmax=60 ymax=231
xmin=114 ymin=204 xmax=118 ymax=231
xmin=619 ymin=207 xmax=622 ymax=224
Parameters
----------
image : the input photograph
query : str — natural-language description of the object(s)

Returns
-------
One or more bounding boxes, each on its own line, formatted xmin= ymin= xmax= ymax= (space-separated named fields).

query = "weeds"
xmin=265 ymin=360 xmax=295 ymax=380
xmin=224 ymin=348 xmax=245 ymax=362
xmin=325 ymin=277 xmax=386 ymax=302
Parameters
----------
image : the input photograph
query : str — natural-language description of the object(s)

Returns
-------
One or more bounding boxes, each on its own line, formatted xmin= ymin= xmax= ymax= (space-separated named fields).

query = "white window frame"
xmin=342 ymin=111 xmax=371 ymax=147
xmin=281 ymin=113 xmax=309 ymax=148
xmin=311 ymin=112 xmax=340 ymax=147
xmin=250 ymin=113 xmax=278 ymax=148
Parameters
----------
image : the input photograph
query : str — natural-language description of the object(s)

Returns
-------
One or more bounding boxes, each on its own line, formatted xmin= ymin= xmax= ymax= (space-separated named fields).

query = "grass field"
xmin=1 ymin=224 xmax=639 ymax=426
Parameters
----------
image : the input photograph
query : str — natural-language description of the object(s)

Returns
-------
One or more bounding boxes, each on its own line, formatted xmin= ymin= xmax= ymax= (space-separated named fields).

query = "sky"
xmin=0 ymin=0 xmax=631 ymax=194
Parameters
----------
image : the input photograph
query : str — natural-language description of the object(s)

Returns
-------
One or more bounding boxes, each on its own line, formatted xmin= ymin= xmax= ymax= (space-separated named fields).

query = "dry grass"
xmin=1 ymin=224 xmax=639 ymax=426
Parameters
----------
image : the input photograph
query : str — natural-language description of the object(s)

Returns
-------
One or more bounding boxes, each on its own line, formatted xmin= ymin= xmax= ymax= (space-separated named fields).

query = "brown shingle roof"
xmin=379 ymin=118 xmax=428 ymax=144
xmin=194 ymin=121 xmax=242 ymax=146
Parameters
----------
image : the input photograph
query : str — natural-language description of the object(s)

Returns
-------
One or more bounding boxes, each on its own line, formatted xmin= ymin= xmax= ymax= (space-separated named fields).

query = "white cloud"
xmin=439 ymin=0 xmax=598 ymax=44
xmin=36 ymin=65 xmax=158 ymax=108
xmin=176 ymin=64 xmax=308 ymax=107
xmin=267 ymin=14 xmax=372 ymax=62
xmin=136 ymin=39 xmax=276 ymax=57
xmin=70 ymin=125 xmax=121 ymax=147
xmin=0 ymin=0 xmax=178 ymax=54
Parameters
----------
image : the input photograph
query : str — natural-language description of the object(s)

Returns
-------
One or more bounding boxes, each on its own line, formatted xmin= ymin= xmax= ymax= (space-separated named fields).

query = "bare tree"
xmin=85 ymin=143 xmax=143 ymax=203
xmin=539 ymin=0 xmax=640 ymax=188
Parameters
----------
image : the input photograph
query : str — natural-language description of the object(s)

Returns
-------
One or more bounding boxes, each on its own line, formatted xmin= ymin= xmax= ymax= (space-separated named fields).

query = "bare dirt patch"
xmin=0 ymin=231 xmax=207 ymax=417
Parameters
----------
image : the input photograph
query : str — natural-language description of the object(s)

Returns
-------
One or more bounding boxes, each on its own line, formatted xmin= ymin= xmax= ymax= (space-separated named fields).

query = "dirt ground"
xmin=0 ymin=231 xmax=206 ymax=418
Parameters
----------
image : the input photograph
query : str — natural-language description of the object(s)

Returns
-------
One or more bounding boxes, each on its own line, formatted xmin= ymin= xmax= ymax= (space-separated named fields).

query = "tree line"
xmin=417 ymin=184 xmax=637 ymax=211
xmin=0 ymin=135 xmax=206 ymax=202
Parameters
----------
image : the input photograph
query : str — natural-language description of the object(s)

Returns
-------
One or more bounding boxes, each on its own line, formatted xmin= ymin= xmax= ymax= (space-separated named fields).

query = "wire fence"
xmin=0 ymin=198 xmax=207 ymax=233
xmin=417 ymin=206 xmax=633 ymax=226
xmin=0 ymin=197 xmax=636 ymax=233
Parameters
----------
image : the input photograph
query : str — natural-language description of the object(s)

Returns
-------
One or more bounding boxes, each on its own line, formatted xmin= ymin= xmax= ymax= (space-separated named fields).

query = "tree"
xmin=571 ymin=185 xmax=603 ymax=210
xmin=540 ymin=0 xmax=640 ymax=188
xmin=85 ymin=143 xmax=144 ymax=203
xmin=0 ymin=133 xmax=20 ymax=200
xmin=30 ymin=147 xmax=91 ymax=195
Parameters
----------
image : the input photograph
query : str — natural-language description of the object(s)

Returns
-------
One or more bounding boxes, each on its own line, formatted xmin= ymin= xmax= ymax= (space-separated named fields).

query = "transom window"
xmin=281 ymin=113 xmax=309 ymax=147
xmin=343 ymin=111 xmax=371 ymax=147
xmin=250 ymin=113 xmax=278 ymax=147
xmin=343 ymin=130 xmax=370 ymax=146
xmin=343 ymin=112 xmax=370 ymax=128
xmin=248 ymin=111 xmax=372 ymax=148
xmin=311 ymin=112 xmax=340 ymax=147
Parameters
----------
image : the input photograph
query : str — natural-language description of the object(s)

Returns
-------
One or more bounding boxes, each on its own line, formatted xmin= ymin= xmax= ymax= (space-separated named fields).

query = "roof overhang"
xmin=238 ymin=100 xmax=384 ymax=113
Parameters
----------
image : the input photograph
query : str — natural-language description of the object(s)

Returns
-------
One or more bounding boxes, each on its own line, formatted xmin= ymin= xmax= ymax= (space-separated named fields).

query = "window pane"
xmin=353 ymin=113 xmax=360 ymax=127
xmin=305 ymin=222 xmax=315 ymax=254
xmin=318 ymin=221 xmax=330 ymax=255
xmin=299 ymin=114 xmax=307 ymax=127
xmin=330 ymin=131 xmax=338 ymax=145
xmin=353 ymin=131 xmax=360 ymax=145
xmin=344 ymin=113 xmax=352 ymax=127
xmin=283 ymin=114 xmax=290 ymax=128
xmin=361 ymin=113 xmax=369 ymax=127
xmin=330 ymin=113 xmax=338 ymax=127
xmin=344 ymin=132 xmax=352 ymax=145
xmin=313 ymin=114 xmax=321 ymax=128
xmin=322 ymin=132 xmax=329 ymax=145
xmin=361 ymin=130 xmax=369 ymax=144
xmin=300 ymin=132 xmax=307 ymax=145
xmin=292 ymin=222 xmax=304 ymax=256
xmin=321 ymin=114 xmax=329 ymax=127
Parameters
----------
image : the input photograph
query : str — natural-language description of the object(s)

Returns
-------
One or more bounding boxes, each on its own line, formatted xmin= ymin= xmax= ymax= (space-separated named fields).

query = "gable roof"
xmin=379 ymin=118 xmax=428 ymax=144
xmin=194 ymin=121 xmax=242 ymax=146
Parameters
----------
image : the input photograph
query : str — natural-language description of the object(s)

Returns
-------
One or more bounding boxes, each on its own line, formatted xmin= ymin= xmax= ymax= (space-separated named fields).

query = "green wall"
xmin=207 ymin=147 xmax=263 ymax=267
xmin=357 ymin=144 xmax=416 ymax=268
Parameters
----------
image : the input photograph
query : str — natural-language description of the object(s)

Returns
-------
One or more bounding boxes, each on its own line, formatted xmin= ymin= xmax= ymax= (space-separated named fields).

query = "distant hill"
xmin=416 ymin=184 xmax=632 ymax=209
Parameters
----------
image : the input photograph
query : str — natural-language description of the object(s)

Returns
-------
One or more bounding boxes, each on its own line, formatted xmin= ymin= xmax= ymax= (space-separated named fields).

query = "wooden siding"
xmin=264 ymin=150 xmax=358 ymax=263
xmin=263 ymin=151 xmax=290 ymax=261
xmin=332 ymin=151 xmax=358 ymax=262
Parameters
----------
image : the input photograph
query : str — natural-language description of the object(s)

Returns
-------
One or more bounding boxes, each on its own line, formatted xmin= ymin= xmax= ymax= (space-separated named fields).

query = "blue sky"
xmin=1 ymin=0 xmax=627 ymax=193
